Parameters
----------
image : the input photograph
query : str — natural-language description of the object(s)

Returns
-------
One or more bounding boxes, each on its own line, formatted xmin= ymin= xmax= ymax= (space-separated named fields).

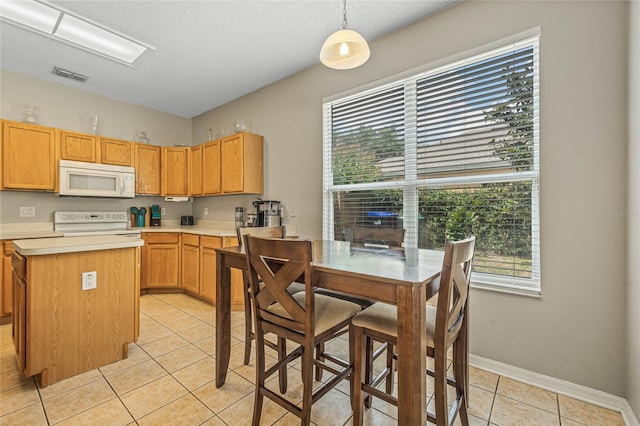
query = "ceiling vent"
xmin=52 ymin=66 xmax=88 ymax=83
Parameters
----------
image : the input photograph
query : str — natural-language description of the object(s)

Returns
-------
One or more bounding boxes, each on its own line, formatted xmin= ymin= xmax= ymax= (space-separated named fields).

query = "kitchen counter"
xmin=13 ymin=235 xmax=144 ymax=256
xmin=0 ymin=223 xmax=61 ymax=241
xmin=138 ymin=225 xmax=237 ymax=237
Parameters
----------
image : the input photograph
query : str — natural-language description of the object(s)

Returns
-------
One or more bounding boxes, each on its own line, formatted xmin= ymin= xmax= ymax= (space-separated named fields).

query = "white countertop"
xmin=2 ymin=220 xmax=299 ymax=241
xmin=0 ymin=223 xmax=62 ymax=241
xmin=13 ymin=235 xmax=144 ymax=256
xmin=138 ymin=225 xmax=238 ymax=237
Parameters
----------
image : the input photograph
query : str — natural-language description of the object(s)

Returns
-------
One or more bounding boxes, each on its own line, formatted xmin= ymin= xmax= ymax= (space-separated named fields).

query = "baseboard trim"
xmin=470 ymin=354 xmax=639 ymax=426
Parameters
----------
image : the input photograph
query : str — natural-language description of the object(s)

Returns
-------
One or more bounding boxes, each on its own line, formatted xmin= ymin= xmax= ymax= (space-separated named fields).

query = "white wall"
xmin=627 ymin=0 xmax=640 ymax=418
xmin=0 ymin=70 xmax=193 ymax=223
xmin=192 ymin=1 xmax=628 ymax=396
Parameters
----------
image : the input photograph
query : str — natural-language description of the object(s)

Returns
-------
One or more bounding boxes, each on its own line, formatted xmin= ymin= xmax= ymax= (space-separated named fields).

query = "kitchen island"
xmin=11 ymin=235 xmax=143 ymax=388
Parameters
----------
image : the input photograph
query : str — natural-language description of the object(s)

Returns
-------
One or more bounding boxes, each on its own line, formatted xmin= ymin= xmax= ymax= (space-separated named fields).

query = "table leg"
xmin=396 ymin=284 xmax=427 ymax=425
xmin=215 ymin=252 xmax=232 ymax=387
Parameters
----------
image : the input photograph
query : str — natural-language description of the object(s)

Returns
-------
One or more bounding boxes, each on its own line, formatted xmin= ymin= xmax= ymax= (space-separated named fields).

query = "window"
xmin=323 ymin=36 xmax=540 ymax=295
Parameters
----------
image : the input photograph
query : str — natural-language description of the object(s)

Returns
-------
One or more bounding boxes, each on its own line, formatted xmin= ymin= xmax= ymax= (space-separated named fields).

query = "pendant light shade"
xmin=320 ymin=29 xmax=370 ymax=70
xmin=319 ymin=0 xmax=370 ymax=70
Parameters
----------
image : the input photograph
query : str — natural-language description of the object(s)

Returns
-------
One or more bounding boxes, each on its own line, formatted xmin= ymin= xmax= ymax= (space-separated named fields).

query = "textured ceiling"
xmin=0 ymin=1 xmax=457 ymax=118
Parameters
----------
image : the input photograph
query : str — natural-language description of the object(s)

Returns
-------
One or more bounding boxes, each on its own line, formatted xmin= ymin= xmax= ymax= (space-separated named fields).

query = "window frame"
xmin=323 ymin=33 xmax=541 ymax=296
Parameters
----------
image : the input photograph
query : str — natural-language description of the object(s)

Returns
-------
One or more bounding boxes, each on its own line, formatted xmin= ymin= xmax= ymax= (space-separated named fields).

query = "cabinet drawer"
xmin=201 ymin=236 xmax=222 ymax=249
xmin=182 ymin=234 xmax=200 ymax=246
xmin=144 ymin=233 xmax=179 ymax=244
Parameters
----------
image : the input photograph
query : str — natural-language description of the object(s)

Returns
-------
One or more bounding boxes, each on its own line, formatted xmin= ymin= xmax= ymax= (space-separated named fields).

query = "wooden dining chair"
xmin=351 ymin=236 xmax=476 ymax=426
xmin=236 ymin=226 xmax=288 ymax=366
xmin=244 ymin=235 xmax=361 ymax=426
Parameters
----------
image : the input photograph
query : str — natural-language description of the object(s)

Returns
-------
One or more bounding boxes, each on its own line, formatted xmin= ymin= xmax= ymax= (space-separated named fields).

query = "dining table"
xmin=215 ymin=239 xmax=444 ymax=425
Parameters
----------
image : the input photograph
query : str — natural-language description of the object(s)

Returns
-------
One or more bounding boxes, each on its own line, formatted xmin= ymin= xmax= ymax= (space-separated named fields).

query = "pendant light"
xmin=319 ymin=0 xmax=370 ymax=70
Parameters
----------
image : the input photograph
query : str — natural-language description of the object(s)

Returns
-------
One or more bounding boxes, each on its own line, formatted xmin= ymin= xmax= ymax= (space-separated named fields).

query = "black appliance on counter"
xmin=181 ymin=216 xmax=194 ymax=226
xmin=257 ymin=200 xmax=281 ymax=227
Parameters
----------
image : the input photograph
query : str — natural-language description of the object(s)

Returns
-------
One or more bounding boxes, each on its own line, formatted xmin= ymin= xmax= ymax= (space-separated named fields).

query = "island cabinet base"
xmin=12 ymin=247 xmax=140 ymax=388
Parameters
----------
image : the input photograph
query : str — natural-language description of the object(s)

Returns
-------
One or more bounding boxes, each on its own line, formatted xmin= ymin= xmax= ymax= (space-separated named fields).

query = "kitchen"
xmin=1 ymin=0 xmax=639 ymax=425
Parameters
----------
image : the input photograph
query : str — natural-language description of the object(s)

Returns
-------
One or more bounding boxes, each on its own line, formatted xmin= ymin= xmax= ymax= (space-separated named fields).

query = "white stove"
xmin=54 ymin=211 xmax=141 ymax=237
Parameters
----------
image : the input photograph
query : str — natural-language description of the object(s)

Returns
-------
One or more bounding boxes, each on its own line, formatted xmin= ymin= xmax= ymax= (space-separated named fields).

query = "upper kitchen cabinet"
xmin=134 ymin=143 xmax=161 ymax=195
xmin=202 ymin=140 xmax=221 ymax=195
xmin=59 ymin=130 xmax=98 ymax=163
xmin=161 ymin=146 xmax=189 ymax=196
xmin=2 ymin=120 xmax=57 ymax=191
xmin=190 ymin=145 xmax=203 ymax=196
xmin=99 ymin=137 xmax=133 ymax=166
xmin=220 ymin=132 xmax=263 ymax=194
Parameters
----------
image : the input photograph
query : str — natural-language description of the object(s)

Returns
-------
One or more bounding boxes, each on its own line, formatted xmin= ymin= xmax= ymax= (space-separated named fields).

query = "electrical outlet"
xmin=82 ymin=271 xmax=97 ymax=291
xmin=290 ymin=206 xmax=296 ymax=217
xmin=161 ymin=207 xmax=166 ymax=216
xmin=204 ymin=208 xmax=208 ymax=216
xmin=19 ymin=206 xmax=35 ymax=217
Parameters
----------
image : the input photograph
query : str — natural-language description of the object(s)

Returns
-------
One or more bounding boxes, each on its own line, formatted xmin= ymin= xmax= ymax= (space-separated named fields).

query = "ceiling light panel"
xmin=0 ymin=0 xmax=60 ymax=33
xmin=0 ymin=0 xmax=151 ymax=66
xmin=54 ymin=14 xmax=148 ymax=64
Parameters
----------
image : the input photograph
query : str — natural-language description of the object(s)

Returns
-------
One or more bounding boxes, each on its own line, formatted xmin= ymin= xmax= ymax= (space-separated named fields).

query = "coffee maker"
xmin=257 ymin=200 xmax=281 ymax=227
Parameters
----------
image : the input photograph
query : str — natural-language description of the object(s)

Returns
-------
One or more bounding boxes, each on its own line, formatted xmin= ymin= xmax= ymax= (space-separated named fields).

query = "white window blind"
xmin=323 ymin=37 xmax=540 ymax=294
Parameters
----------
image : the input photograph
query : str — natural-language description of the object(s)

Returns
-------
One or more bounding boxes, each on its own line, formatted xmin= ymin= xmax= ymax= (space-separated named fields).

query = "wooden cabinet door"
xmin=2 ymin=241 xmax=13 ymax=316
xmin=144 ymin=233 xmax=180 ymax=287
xmin=200 ymin=236 xmax=222 ymax=303
xmin=220 ymin=132 xmax=263 ymax=194
xmin=202 ymin=140 xmax=221 ymax=195
xmin=220 ymin=135 xmax=243 ymax=193
xmin=161 ymin=147 xmax=189 ymax=196
xmin=2 ymin=121 xmax=57 ymax=190
xmin=59 ymin=130 xmax=97 ymax=163
xmin=135 ymin=144 xmax=161 ymax=195
xmin=190 ymin=145 xmax=203 ymax=196
xmin=100 ymin=138 xmax=133 ymax=166
xmin=181 ymin=234 xmax=200 ymax=294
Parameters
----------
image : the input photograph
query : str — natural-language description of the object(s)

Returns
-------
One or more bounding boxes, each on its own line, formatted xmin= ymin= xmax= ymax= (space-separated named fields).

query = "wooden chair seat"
xmin=267 ymin=292 xmax=361 ymax=336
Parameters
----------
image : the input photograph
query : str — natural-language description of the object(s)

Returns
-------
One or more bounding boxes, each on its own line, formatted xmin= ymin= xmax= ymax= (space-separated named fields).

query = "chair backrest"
xmin=236 ymin=226 xmax=286 ymax=247
xmin=350 ymin=227 xmax=405 ymax=248
xmin=244 ymin=236 xmax=313 ymax=334
xmin=435 ymin=236 xmax=475 ymax=350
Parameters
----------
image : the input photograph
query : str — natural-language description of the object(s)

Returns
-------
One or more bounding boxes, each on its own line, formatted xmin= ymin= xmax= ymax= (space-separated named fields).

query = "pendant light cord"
xmin=342 ymin=0 xmax=348 ymax=30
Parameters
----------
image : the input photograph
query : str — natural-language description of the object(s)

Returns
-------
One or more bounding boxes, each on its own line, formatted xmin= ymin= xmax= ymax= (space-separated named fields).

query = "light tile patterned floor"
xmin=0 ymin=293 xmax=626 ymax=425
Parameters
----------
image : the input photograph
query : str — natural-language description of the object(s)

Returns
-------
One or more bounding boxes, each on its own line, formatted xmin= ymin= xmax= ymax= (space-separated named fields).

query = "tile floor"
xmin=0 ymin=293 xmax=626 ymax=425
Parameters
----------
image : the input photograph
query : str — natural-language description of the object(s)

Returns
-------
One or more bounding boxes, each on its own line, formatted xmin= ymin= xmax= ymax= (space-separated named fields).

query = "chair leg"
xmin=453 ymin=329 xmax=469 ymax=426
xmin=385 ymin=342 xmax=395 ymax=395
xmin=315 ymin=342 xmax=324 ymax=381
xmin=433 ymin=348 xmax=449 ymax=426
xmin=252 ymin=326 xmax=266 ymax=426
xmin=348 ymin=324 xmax=356 ymax=410
xmin=243 ymin=278 xmax=253 ymax=365
xmin=352 ymin=326 xmax=366 ymax=426
xmin=364 ymin=336 xmax=374 ymax=409
xmin=277 ymin=336 xmax=288 ymax=394
xmin=301 ymin=345 xmax=314 ymax=426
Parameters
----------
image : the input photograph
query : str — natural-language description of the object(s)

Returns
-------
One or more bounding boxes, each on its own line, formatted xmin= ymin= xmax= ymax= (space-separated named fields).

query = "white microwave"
xmin=58 ymin=160 xmax=135 ymax=198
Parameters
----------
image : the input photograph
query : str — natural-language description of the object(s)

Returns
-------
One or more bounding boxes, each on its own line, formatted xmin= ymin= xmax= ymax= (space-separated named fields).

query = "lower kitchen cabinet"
xmin=181 ymin=234 xmax=201 ymax=295
xmin=199 ymin=236 xmax=222 ymax=303
xmin=142 ymin=232 xmax=243 ymax=309
xmin=141 ymin=233 xmax=180 ymax=289
xmin=1 ymin=241 xmax=14 ymax=320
